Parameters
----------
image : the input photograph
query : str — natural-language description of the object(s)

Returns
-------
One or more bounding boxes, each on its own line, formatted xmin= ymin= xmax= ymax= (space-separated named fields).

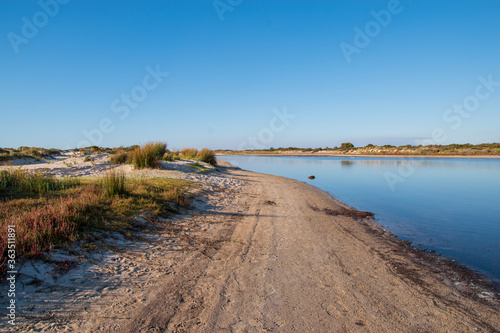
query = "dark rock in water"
xmin=308 ymin=175 xmax=315 ymax=180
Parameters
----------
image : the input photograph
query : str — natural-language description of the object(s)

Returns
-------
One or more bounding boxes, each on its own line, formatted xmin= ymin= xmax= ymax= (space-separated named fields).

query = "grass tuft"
xmin=180 ymin=148 xmax=198 ymax=159
xmin=100 ymin=168 xmax=127 ymax=198
xmin=130 ymin=142 xmax=167 ymax=169
xmin=196 ymin=148 xmax=217 ymax=165
xmin=150 ymin=142 xmax=167 ymax=159
xmin=110 ymin=149 xmax=129 ymax=165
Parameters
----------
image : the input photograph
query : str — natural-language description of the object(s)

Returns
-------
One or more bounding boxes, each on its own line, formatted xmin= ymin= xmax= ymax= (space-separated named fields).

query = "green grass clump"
xmin=181 ymin=148 xmax=198 ymax=159
xmin=150 ymin=142 xmax=167 ymax=159
xmin=130 ymin=143 xmax=163 ymax=169
xmin=110 ymin=150 xmax=129 ymax=165
xmin=100 ymin=169 xmax=126 ymax=198
xmin=0 ymin=169 xmax=79 ymax=199
xmin=196 ymin=148 xmax=217 ymax=165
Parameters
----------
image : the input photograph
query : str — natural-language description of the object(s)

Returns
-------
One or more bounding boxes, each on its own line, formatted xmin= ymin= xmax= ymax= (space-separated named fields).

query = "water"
xmin=219 ymin=155 xmax=500 ymax=283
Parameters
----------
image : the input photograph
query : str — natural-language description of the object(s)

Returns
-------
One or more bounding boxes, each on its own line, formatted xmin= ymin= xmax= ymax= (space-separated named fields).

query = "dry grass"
xmin=180 ymin=148 xmax=198 ymax=159
xmin=0 ymin=184 xmax=100 ymax=262
xmin=150 ymin=142 xmax=167 ymax=159
xmin=100 ymin=168 xmax=126 ymax=197
xmin=196 ymin=148 xmax=217 ymax=165
xmin=0 ymin=169 xmax=192 ymax=276
xmin=0 ymin=169 xmax=79 ymax=198
xmin=0 ymin=147 xmax=61 ymax=162
xmin=130 ymin=142 xmax=167 ymax=169
xmin=110 ymin=149 xmax=129 ymax=165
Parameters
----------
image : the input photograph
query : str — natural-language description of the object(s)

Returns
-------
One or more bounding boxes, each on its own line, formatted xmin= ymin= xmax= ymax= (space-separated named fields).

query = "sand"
xmin=1 ymin=155 xmax=499 ymax=332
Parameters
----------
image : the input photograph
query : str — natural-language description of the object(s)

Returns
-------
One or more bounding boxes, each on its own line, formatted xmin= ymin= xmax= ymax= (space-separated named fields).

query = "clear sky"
xmin=1 ymin=0 xmax=499 ymax=150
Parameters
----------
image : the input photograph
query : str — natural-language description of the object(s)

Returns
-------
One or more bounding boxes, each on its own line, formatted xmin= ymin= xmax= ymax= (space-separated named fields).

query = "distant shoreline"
xmin=217 ymin=153 xmax=500 ymax=159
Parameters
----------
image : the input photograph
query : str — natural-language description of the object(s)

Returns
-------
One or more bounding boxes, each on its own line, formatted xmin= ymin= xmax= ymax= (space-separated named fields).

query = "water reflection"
xmin=341 ymin=160 xmax=354 ymax=167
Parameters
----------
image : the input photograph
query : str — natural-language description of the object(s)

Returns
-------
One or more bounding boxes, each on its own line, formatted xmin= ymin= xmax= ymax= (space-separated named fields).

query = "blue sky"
xmin=1 ymin=0 xmax=499 ymax=150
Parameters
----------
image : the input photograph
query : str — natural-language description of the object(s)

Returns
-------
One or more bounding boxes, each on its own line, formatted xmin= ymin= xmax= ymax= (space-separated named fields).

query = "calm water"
xmin=219 ymin=155 xmax=500 ymax=283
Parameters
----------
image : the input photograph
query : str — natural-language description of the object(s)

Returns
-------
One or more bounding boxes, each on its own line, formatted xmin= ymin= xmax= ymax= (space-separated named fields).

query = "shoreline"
xmin=231 ymin=163 xmax=500 ymax=292
xmin=2 ymin=160 xmax=499 ymax=331
xmin=217 ymin=153 xmax=500 ymax=159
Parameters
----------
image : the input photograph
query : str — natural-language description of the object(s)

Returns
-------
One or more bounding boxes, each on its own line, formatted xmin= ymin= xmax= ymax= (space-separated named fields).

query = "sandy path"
xmin=90 ymin=165 xmax=499 ymax=332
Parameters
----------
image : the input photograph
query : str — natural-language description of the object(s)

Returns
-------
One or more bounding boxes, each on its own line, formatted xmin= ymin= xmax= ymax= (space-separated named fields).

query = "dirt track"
xmin=80 ymin=164 xmax=497 ymax=332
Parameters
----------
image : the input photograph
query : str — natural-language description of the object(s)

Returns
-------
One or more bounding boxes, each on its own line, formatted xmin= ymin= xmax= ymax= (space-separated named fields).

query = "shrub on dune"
xmin=151 ymin=141 xmax=167 ymax=159
xmin=110 ymin=150 xmax=129 ymax=165
xmin=130 ymin=143 xmax=162 ymax=169
xmin=180 ymin=148 xmax=198 ymax=159
xmin=196 ymin=148 xmax=217 ymax=165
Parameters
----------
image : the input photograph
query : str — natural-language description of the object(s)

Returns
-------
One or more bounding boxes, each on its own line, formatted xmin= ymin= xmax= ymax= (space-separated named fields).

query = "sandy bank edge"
xmin=225 ymin=161 xmax=500 ymax=297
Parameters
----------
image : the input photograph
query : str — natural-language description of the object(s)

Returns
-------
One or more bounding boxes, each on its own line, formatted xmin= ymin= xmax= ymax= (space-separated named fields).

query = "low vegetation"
xmin=100 ymin=168 xmax=126 ymax=197
xmin=196 ymin=148 xmax=217 ymax=165
xmin=129 ymin=142 xmax=166 ymax=169
xmin=163 ymin=150 xmax=181 ymax=161
xmin=151 ymin=142 xmax=167 ymax=159
xmin=0 ymin=169 xmax=79 ymax=198
xmin=180 ymin=148 xmax=198 ymax=159
xmin=0 ymin=169 xmax=192 ymax=275
xmin=217 ymin=143 xmax=500 ymax=156
xmin=0 ymin=147 xmax=61 ymax=162
xmin=0 ymin=142 xmax=218 ymax=276
xmin=109 ymin=144 xmax=216 ymax=167
xmin=110 ymin=149 xmax=129 ymax=164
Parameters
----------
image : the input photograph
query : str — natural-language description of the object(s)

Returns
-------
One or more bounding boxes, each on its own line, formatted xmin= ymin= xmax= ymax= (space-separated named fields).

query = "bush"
xmin=46 ymin=148 xmax=60 ymax=156
xmin=196 ymin=148 xmax=217 ymax=165
xmin=130 ymin=143 xmax=161 ymax=169
xmin=151 ymin=142 xmax=167 ymax=158
xmin=87 ymin=146 xmax=104 ymax=153
xmin=163 ymin=151 xmax=174 ymax=162
xmin=180 ymin=148 xmax=198 ymax=159
xmin=340 ymin=142 xmax=355 ymax=150
xmin=110 ymin=150 xmax=129 ymax=165
xmin=100 ymin=168 xmax=126 ymax=198
xmin=84 ymin=156 xmax=92 ymax=163
xmin=162 ymin=150 xmax=179 ymax=162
